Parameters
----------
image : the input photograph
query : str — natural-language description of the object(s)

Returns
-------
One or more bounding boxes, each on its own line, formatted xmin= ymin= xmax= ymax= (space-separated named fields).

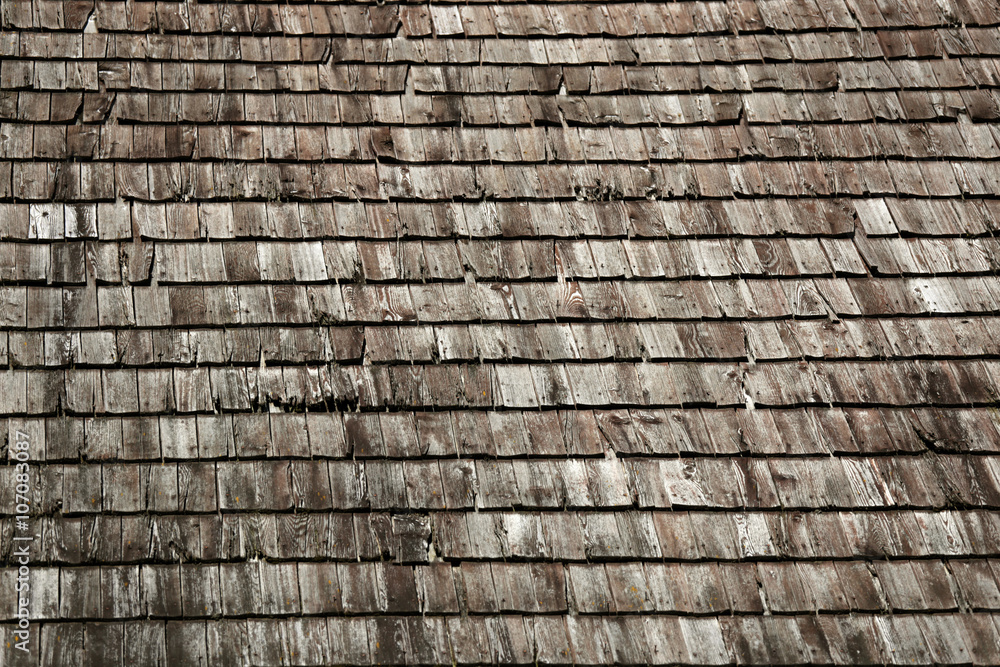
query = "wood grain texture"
xmin=6 ymin=0 xmax=1000 ymax=663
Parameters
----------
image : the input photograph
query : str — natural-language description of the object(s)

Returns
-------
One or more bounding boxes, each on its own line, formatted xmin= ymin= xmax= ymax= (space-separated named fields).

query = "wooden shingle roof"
xmin=4 ymin=0 xmax=1000 ymax=663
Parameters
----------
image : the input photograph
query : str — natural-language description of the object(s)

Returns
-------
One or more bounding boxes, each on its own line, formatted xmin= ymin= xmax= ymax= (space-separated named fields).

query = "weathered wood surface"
xmin=5 ymin=0 xmax=1000 ymax=663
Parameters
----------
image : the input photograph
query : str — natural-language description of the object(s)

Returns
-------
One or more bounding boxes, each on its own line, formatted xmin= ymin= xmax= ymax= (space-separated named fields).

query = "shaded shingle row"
xmin=11 ymin=198 xmax=994 ymax=239
xmin=5 ymin=613 xmax=1000 ymax=665
xmin=4 ymin=453 xmax=1000 ymax=513
xmin=7 ymin=558 xmax=1000 ymax=622
xmin=5 ymin=509 xmax=999 ymax=564
xmin=5 ymin=405 xmax=1000 ymax=461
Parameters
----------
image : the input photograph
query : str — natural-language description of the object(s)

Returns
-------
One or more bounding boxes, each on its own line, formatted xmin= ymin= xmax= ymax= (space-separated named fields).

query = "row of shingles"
xmin=331 ymin=28 xmax=1000 ymax=62
xmin=2 ymin=358 xmax=1000 ymax=411
xmin=3 ymin=1 xmax=399 ymax=35
xmin=202 ymin=124 xmax=1000 ymax=163
xmin=4 ymin=404 xmax=1000 ymax=461
xmin=8 ymin=198 xmax=987 ymax=240
xmin=0 ymin=562 xmax=549 ymax=620
xmin=11 ymin=613 xmax=1000 ymax=666
xmin=0 ymin=0 xmax=861 ymax=36
xmin=408 ymin=0 xmax=996 ymax=35
xmin=4 ymin=452 xmax=1000 ymax=513
xmin=2 ymin=157 xmax=998 ymax=202
xmin=4 ymin=558 xmax=1000 ymax=622
xmin=7 ymin=33 xmax=328 ymax=62
xmin=458 ymin=317 xmax=998 ymax=362
xmin=415 ymin=59 xmax=993 ymax=94
xmin=10 ymin=122 xmax=1000 ymax=163
xmin=7 ymin=28 xmax=1000 ymax=63
xmin=2 ymin=614 xmax=976 ymax=667
xmin=2 ymin=86 xmax=990 ymax=138
xmin=18 ymin=89 xmax=991 ymax=126
xmin=0 ymin=510 xmax=422 ymax=565
xmin=412 ymin=60 xmax=991 ymax=94
xmin=0 ymin=277 xmax=998 ymax=342
xmin=8 ymin=59 xmax=997 ymax=93
xmin=7 ymin=316 xmax=1000 ymax=366
xmin=441 ymin=510 xmax=1000 ymax=562
xmin=0 ymin=236 xmax=887 ymax=283
xmin=4 ymin=0 xmax=793 ymax=37
xmin=2 ymin=314 xmax=1000 ymax=363
xmin=3 ymin=235 xmax=996 ymax=284
xmin=536 ymin=89 xmax=1000 ymax=123
xmin=12 ymin=0 xmax=1000 ymax=35
xmin=5 ymin=59 xmax=404 ymax=93
xmin=5 ymin=507 xmax=999 ymax=563
xmin=357 ymin=317 xmax=1000 ymax=362
xmin=5 ymin=276 xmax=998 ymax=329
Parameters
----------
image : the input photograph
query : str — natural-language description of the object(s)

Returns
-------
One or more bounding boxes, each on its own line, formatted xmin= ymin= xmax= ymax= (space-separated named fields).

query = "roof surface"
xmin=4 ymin=0 xmax=1000 ymax=664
